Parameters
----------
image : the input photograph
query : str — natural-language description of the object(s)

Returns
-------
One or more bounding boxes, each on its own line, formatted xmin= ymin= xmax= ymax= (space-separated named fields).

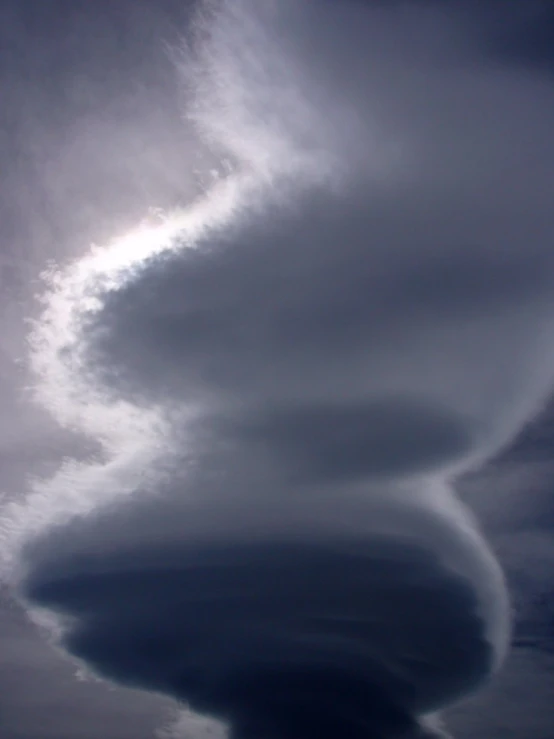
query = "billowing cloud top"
xmin=3 ymin=1 xmax=554 ymax=738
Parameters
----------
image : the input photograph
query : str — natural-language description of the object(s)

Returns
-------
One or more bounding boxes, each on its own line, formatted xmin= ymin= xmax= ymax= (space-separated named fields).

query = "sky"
xmin=1 ymin=1 xmax=554 ymax=738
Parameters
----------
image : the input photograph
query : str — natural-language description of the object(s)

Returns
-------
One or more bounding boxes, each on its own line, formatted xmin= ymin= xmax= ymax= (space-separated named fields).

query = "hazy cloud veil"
xmin=3 ymin=1 xmax=554 ymax=737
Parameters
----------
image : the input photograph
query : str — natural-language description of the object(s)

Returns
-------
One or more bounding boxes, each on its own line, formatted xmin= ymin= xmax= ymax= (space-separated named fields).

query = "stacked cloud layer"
xmin=4 ymin=1 xmax=554 ymax=737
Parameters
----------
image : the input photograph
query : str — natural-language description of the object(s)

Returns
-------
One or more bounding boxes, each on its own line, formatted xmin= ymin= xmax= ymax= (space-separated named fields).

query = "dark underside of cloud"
xmin=25 ymin=536 xmax=490 ymax=739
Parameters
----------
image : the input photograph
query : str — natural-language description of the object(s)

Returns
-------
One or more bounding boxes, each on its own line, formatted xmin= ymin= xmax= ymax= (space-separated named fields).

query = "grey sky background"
xmin=2 ymin=2 xmax=554 ymax=738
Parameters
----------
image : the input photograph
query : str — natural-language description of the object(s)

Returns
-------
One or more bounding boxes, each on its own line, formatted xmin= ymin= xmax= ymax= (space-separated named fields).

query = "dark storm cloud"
xmin=5 ymin=1 xmax=554 ymax=738
xmin=17 ymin=466 xmax=508 ymax=739
xmin=24 ymin=537 xmax=489 ymax=739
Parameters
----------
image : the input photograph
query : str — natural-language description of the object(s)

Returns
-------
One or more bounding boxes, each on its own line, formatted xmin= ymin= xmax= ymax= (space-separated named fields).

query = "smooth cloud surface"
xmin=3 ymin=1 xmax=554 ymax=737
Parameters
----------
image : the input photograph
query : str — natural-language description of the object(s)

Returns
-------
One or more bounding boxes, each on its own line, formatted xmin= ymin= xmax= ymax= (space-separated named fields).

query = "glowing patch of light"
xmin=0 ymin=175 xmax=246 ymax=578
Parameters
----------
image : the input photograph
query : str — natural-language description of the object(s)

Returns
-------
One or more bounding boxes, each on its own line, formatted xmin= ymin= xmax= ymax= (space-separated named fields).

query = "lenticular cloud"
xmin=4 ymin=1 xmax=554 ymax=738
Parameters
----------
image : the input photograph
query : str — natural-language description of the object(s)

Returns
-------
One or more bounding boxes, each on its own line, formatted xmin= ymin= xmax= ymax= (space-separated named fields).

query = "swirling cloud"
xmin=4 ymin=1 xmax=554 ymax=737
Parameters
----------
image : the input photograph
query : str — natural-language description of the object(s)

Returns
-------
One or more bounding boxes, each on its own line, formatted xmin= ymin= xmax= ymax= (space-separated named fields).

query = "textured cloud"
xmin=21 ymin=471 xmax=505 ymax=739
xmin=3 ymin=1 xmax=554 ymax=738
xmin=25 ymin=537 xmax=488 ymax=738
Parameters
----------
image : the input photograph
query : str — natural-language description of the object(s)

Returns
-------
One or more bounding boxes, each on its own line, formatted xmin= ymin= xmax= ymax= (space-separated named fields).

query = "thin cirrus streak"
xmin=4 ymin=1 xmax=554 ymax=738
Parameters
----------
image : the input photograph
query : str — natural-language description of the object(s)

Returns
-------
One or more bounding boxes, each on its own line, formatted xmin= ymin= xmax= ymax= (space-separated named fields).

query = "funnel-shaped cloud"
xmin=21 ymin=476 xmax=506 ymax=739
xmin=25 ymin=540 xmax=488 ymax=738
xmin=5 ymin=1 xmax=554 ymax=738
